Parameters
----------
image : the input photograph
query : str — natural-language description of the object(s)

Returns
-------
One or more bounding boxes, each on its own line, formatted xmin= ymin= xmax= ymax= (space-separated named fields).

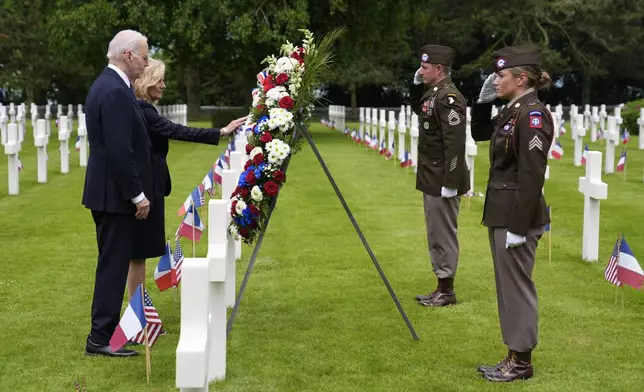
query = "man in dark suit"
xmin=82 ymin=29 xmax=153 ymax=357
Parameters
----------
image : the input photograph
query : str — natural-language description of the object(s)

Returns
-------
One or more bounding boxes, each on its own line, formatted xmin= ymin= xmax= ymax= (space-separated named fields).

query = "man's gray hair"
xmin=106 ymin=30 xmax=148 ymax=62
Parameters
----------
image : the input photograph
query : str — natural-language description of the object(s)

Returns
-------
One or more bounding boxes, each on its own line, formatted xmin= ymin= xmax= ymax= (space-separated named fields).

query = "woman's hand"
xmin=221 ymin=116 xmax=248 ymax=136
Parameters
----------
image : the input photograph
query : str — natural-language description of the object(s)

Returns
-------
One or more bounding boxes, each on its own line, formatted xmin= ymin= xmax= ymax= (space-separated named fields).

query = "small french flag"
xmin=581 ymin=145 xmax=589 ymax=165
xmin=616 ymin=150 xmax=627 ymax=172
xmin=154 ymin=242 xmax=174 ymax=292
xmin=177 ymin=184 xmax=205 ymax=216
xmin=176 ymin=205 xmax=205 ymax=242
xmin=400 ymin=150 xmax=412 ymax=168
xmin=550 ymin=140 xmax=564 ymax=160
xmin=109 ymin=283 xmax=147 ymax=352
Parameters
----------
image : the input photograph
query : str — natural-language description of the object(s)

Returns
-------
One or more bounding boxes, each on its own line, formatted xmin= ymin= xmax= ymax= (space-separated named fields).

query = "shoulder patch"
xmin=529 ymin=115 xmax=542 ymax=128
xmin=529 ymin=111 xmax=542 ymax=116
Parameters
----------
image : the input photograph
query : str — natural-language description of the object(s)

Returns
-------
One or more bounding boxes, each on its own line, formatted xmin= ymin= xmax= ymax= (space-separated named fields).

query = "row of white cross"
xmin=175 ymin=132 xmax=249 ymax=391
xmin=1 ymin=102 xmax=188 ymax=195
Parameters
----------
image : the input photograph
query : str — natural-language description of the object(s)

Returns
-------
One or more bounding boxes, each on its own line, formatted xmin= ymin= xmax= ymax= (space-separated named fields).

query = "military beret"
xmin=418 ymin=45 xmax=455 ymax=66
xmin=489 ymin=44 xmax=542 ymax=72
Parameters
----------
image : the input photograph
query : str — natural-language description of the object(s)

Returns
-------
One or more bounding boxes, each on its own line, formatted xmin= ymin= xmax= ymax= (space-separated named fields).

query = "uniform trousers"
xmin=423 ymin=193 xmax=461 ymax=279
xmin=488 ymin=226 xmax=544 ymax=352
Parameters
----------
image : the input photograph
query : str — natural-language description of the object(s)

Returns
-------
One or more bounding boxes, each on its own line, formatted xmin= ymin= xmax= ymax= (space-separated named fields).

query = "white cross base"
xmin=4 ymin=124 xmax=21 ymax=195
xmin=578 ymin=151 xmax=608 ymax=262
xmin=35 ymin=119 xmax=49 ymax=183
xmin=221 ymin=169 xmax=238 ymax=308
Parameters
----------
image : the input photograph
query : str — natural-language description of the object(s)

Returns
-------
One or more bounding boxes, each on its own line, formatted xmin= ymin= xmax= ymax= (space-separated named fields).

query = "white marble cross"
xmin=16 ymin=106 xmax=25 ymax=143
xmin=371 ymin=108 xmax=378 ymax=140
xmin=78 ymin=113 xmax=88 ymax=167
xmin=359 ymin=107 xmax=365 ymax=141
xmin=410 ymin=113 xmax=419 ymax=168
xmin=9 ymin=103 xmax=16 ymax=124
xmin=599 ymin=104 xmax=607 ymax=131
xmin=614 ymin=106 xmax=623 ymax=130
xmin=45 ymin=104 xmax=52 ymax=137
xmin=569 ymin=105 xmax=578 ymax=139
xmin=465 ymin=106 xmax=478 ymax=195
xmin=379 ymin=109 xmax=386 ymax=146
xmin=387 ymin=110 xmax=395 ymax=156
xmin=590 ymin=106 xmax=599 ymax=142
xmin=31 ymin=103 xmax=38 ymax=139
xmin=365 ymin=107 xmax=371 ymax=141
xmin=397 ymin=110 xmax=406 ymax=161
xmin=583 ymin=104 xmax=591 ymax=131
xmin=35 ymin=119 xmax=49 ymax=183
xmin=406 ymin=105 xmax=411 ymax=130
xmin=578 ymin=151 xmax=608 ymax=262
xmin=637 ymin=108 xmax=644 ymax=150
xmin=605 ymin=116 xmax=619 ymax=174
xmin=0 ymin=106 xmax=7 ymax=145
xmin=5 ymin=123 xmax=21 ymax=195
xmin=57 ymin=104 xmax=62 ymax=121
xmin=58 ymin=115 xmax=71 ymax=174
xmin=573 ymin=114 xmax=586 ymax=166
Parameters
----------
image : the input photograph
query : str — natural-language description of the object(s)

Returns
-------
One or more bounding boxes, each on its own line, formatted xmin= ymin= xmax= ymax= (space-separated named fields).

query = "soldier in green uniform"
xmin=409 ymin=45 xmax=470 ymax=307
xmin=471 ymin=44 xmax=553 ymax=382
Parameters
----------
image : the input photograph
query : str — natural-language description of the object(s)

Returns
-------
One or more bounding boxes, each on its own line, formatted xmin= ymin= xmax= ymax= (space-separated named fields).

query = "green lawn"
xmin=1 ymin=120 xmax=644 ymax=391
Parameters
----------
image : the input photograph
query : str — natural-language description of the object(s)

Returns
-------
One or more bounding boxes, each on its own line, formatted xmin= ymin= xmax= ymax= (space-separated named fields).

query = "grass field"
xmin=1 ymin=120 xmax=644 ymax=391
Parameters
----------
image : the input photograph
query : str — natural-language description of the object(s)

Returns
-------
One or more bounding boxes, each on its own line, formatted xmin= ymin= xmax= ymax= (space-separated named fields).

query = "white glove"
xmin=413 ymin=68 xmax=424 ymax=85
xmin=441 ymin=187 xmax=458 ymax=198
xmin=477 ymin=73 xmax=497 ymax=104
xmin=505 ymin=232 xmax=527 ymax=249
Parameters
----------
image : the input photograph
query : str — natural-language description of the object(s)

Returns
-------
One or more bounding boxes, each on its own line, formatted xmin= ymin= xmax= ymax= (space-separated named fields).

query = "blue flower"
xmin=254 ymin=169 xmax=262 ymax=179
xmin=242 ymin=208 xmax=251 ymax=218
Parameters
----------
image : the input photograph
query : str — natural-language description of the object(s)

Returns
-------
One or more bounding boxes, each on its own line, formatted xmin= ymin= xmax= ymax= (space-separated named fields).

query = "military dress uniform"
xmin=410 ymin=45 xmax=470 ymax=307
xmin=470 ymin=45 xmax=553 ymax=382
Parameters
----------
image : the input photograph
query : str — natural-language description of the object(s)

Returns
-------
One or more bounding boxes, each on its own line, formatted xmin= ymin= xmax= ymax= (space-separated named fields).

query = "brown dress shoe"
xmin=419 ymin=291 xmax=457 ymax=307
xmin=484 ymin=351 xmax=533 ymax=382
xmin=477 ymin=350 xmax=511 ymax=374
xmin=414 ymin=286 xmax=439 ymax=302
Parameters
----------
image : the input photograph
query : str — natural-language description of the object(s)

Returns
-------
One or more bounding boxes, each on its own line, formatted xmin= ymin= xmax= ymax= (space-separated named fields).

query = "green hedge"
xmin=621 ymin=99 xmax=644 ymax=136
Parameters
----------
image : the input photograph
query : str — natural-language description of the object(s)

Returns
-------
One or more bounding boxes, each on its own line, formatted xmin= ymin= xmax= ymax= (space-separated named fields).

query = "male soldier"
xmin=409 ymin=45 xmax=470 ymax=307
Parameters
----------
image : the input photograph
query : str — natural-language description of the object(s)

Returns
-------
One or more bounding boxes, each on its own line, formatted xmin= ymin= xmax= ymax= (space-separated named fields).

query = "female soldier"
xmin=471 ymin=44 xmax=553 ymax=382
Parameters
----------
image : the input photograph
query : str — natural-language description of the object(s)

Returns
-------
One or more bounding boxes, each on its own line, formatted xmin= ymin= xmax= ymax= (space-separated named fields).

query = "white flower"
xmin=229 ymin=225 xmax=240 ymax=240
xmin=264 ymin=139 xmax=291 ymax=165
xmin=252 ymin=94 xmax=262 ymax=108
xmin=275 ymin=56 xmax=298 ymax=74
xmin=235 ymin=200 xmax=247 ymax=216
xmin=249 ymin=147 xmax=263 ymax=159
xmin=251 ymin=186 xmax=263 ymax=202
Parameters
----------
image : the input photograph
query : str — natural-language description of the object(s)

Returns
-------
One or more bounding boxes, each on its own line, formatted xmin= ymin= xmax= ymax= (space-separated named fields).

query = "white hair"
xmin=106 ymin=30 xmax=148 ymax=62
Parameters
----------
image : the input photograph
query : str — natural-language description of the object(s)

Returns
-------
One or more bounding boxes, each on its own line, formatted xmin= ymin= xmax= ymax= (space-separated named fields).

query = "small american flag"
xmin=173 ymin=239 xmax=184 ymax=285
xmin=133 ymin=289 xmax=164 ymax=346
xmin=605 ymin=238 xmax=623 ymax=287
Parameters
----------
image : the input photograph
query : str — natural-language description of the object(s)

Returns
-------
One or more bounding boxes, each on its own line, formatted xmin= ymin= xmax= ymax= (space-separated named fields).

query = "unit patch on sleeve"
xmin=448 ymin=109 xmax=461 ymax=126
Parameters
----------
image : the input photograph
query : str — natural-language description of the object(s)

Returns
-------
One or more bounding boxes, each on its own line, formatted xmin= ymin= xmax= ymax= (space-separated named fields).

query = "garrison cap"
xmin=490 ymin=44 xmax=542 ymax=72
xmin=418 ymin=45 xmax=455 ymax=66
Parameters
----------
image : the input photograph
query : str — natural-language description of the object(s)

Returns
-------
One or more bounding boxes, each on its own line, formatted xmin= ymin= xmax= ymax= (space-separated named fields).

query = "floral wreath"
xmin=228 ymin=28 xmax=344 ymax=245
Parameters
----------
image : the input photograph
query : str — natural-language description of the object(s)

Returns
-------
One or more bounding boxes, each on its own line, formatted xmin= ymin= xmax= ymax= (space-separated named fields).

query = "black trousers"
xmin=88 ymin=210 xmax=135 ymax=346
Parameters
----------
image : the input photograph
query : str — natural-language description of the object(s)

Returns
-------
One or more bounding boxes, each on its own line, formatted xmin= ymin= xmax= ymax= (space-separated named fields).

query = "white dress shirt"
xmin=107 ymin=63 xmax=145 ymax=205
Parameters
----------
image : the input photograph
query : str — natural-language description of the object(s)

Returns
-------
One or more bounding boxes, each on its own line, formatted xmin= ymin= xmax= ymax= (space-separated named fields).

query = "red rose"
xmin=279 ymin=96 xmax=294 ymax=109
xmin=273 ymin=170 xmax=286 ymax=183
xmin=240 ymin=187 xmax=249 ymax=198
xmin=253 ymin=153 xmax=264 ymax=165
xmin=231 ymin=200 xmax=238 ymax=214
xmin=232 ymin=186 xmax=241 ymax=197
xmin=260 ymin=132 xmax=273 ymax=143
xmin=248 ymin=221 xmax=258 ymax=229
xmin=239 ymin=228 xmax=249 ymax=238
xmin=264 ymin=181 xmax=279 ymax=196
xmin=249 ymin=205 xmax=260 ymax=216
xmin=262 ymin=75 xmax=275 ymax=92
xmin=257 ymin=104 xmax=265 ymax=111
xmin=276 ymin=73 xmax=289 ymax=85
xmin=245 ymin=171 xmax=257 ymax=185
xmin=246 ymin=144 xmax=254 ymax=154
xmin=244 ymin=160 xmax=252 ymax=170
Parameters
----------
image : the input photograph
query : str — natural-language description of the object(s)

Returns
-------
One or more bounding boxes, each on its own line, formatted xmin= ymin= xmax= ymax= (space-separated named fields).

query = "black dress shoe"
xmin=85 ymin=340 xmax=139 ymax=358
xmin=419 ymin=291 xmax=457 ymax=307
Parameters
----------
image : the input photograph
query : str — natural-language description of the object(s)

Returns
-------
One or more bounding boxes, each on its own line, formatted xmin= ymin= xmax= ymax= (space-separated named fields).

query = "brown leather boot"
xmin=414 ymin=284 xmax=439 ymax=302
xmin=477 ymin=349 xmax=511 ymax=374
xmin=419 ymin=278 xmax=457 ymax=307
xmin=483 ymin=350 xmax=534 ymax=382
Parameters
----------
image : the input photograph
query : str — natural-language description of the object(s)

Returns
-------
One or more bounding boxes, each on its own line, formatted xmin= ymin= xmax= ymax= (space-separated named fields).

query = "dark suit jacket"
xmin=138 ymin=100 xmax=221 ymax=198
xmin=82 ymin=67 xmax=154 ymax=214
